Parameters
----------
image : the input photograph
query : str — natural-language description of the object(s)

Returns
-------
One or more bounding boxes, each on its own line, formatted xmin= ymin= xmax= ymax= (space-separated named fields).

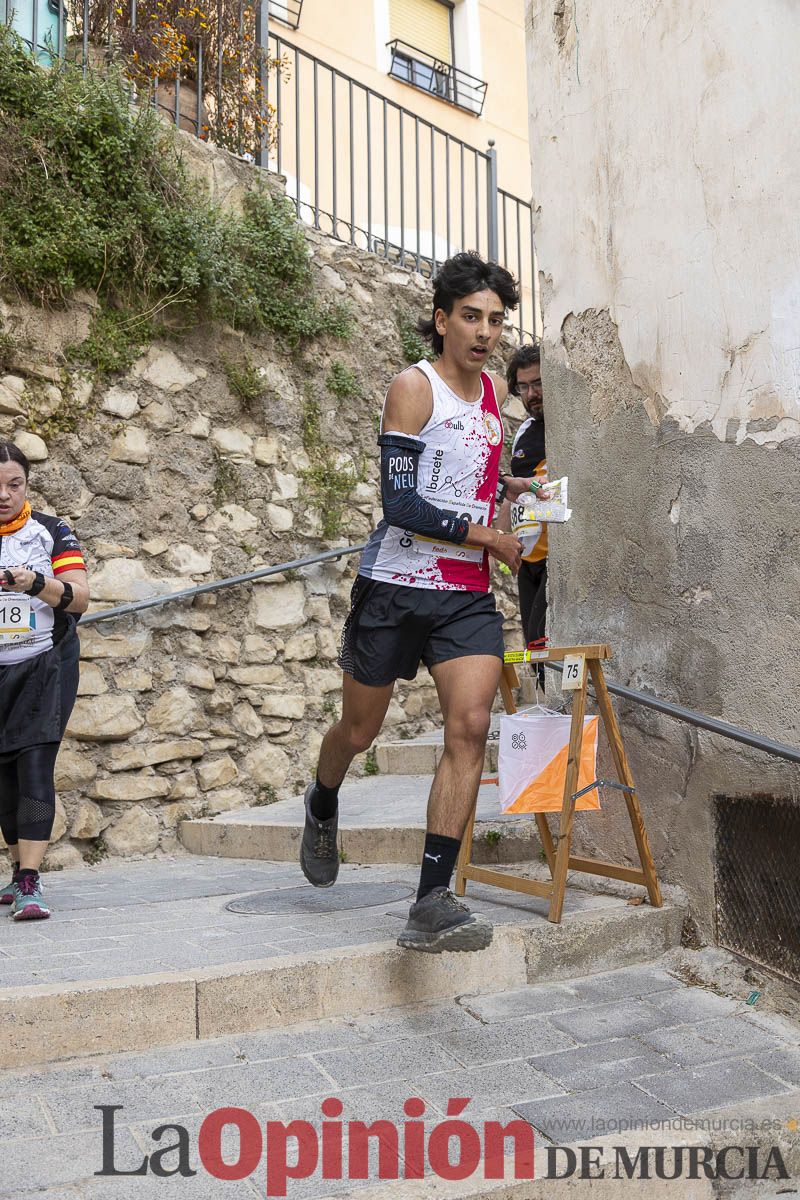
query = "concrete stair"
xmin=374 ymin=731 xmax=499 ymax=776
xmin=0 ymin=856 xmax=686 ymax=1069
xmin=3 ymin=738 xmax=689 ymax=1110
xmin=180 ymin=774 xmax=534 ymax=866
xmin=179 ymin=726 xmax=517 ymax=866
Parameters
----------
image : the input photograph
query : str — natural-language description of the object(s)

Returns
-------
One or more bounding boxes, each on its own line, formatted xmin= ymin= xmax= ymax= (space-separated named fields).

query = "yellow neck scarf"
xmin=0 ymin=500 xmax=31 ymax=536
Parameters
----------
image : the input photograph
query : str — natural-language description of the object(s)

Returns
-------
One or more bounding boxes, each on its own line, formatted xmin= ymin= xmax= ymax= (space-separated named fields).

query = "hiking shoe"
xmin=10 ymin=874 xmax=51 ymax=921
xmin=0 ymin=873 xmax=17 ymax=905
xmin=299 ymin=783 xmax=339 ymax=888
xmin=397 ymin=887 xmax=492 ymax=954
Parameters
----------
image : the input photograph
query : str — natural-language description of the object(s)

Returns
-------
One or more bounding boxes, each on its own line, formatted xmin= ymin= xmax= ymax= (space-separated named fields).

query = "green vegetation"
xmin=363 ymin=747 xmax=379 ymax=776
xmin=326 ymin=360 xmax=362 ymax=401
xmin=302 ymin=460 xmax=363 ymax=539
xmin=301 ymin=396 xmax=322 ymax=453
xmin=212 ymin=449 xmax=241 ymax=505
xmin=253 ymin=784 xmax=278 ymax=806
xmin=222 ymin=354 xmax=264 ymax=411
xmin=301 ymin=394 xmax=364 ymax=538
xmin=84 ymin=836 xmax=108 ymax=865
xmin=0 ymin=323 xmax=19 ymax=372
xmin=26 ymin=371 xmax=94 ymax=440
xmin=0 ymin=26 xmax=352 ymax=368
xmin=397 ymin=309 xmax=434 ymax=365
xmin=70 ymin=307 xmax=154 ymax=377
xmin=484 ymin=829 xmax=503 ymax=847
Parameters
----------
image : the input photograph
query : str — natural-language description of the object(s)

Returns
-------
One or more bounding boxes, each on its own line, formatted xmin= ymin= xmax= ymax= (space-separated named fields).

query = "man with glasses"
xmin=504 ymin=345 xmax=549 ymax=669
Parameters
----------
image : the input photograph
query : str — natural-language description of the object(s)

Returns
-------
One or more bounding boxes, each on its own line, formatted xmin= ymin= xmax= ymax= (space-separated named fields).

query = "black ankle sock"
xmin=417 ymin=834 xmax=461 ymax=901
xmin=310 ymin=776 xmax=340 ymax=822
xmin=17 ymin=868 xmax=37 ymax=880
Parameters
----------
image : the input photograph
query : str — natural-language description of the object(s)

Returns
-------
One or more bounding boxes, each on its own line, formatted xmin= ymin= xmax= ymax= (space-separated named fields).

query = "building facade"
xmin=524 ymin=0 xmax=799 ymax=964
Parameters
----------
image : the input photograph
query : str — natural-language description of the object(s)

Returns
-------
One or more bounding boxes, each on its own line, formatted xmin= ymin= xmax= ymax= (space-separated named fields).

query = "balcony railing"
xmin=269 ymin=0 xmax=302 ymax=30
xmin=266 ymin=32 xmax=537 ymax=339
xmin=387 ymin=38 xmax=487 ymax=117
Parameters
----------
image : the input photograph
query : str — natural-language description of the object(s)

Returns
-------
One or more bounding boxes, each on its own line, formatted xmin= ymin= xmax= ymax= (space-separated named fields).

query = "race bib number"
xmin=510 ymin=501 xmax=544 ymax=558
xmin=410 ymin=492 xmax=491 ymax=563
xmin=0 ymin=595 xmax=32 ymax=643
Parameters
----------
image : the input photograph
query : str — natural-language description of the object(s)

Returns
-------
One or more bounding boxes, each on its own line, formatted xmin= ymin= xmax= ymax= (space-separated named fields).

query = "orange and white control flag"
xmin=499 ymin=712 xmax=600 ymax=814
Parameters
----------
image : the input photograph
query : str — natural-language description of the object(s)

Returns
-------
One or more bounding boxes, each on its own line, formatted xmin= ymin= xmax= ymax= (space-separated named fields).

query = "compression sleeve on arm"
xmin=378 ymin=432 xmax=470 ymax=544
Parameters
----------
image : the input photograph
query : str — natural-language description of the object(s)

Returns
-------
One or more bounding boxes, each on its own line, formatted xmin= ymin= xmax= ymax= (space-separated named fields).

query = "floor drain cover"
xmin=226 ymin=881 xmax=414 ymax=916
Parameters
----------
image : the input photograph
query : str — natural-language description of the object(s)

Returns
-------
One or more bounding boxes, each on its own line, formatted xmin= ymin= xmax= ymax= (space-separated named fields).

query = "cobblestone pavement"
xmin=0 ymin=856 xmax=628 ymax=987
xmin=1 ymin=960 xmax=799 ymax=1198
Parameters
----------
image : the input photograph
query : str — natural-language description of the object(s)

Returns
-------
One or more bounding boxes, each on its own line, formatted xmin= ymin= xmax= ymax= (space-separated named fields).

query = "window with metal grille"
xmin=714 ymin=795 xmax=800 ymax=986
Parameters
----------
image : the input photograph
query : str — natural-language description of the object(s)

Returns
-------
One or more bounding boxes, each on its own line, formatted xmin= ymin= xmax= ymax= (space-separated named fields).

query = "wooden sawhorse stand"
xmin=454 ymin=643 xmax=662 ymax=923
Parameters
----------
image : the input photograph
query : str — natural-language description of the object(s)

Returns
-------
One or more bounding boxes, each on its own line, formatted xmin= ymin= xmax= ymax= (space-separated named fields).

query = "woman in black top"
xmin=0 ymin=441 xmax=89 ymax=920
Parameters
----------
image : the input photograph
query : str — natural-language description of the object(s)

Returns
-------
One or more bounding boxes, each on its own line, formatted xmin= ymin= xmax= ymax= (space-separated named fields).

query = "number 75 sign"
xmin=561 ymin=654 xmax=586 ymax=691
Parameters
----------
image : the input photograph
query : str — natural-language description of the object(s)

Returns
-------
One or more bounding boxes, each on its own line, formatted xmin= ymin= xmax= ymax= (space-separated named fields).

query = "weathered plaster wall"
xmin=528 ymin=0 xmax=800 ymax=446
xmin=526 ymin=2 xmax=800 ymax=935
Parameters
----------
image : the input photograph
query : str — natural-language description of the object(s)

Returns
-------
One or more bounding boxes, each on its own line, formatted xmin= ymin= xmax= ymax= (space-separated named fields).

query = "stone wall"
xmin=525 ymin=1 xmax=800 ymax=935
xmin=0 ymin=139 xmax=527 ymax=867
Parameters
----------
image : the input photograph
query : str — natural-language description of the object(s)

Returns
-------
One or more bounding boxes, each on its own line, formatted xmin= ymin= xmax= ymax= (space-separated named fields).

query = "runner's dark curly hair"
xmin=417 ymin=252 xmax=519 ymax=356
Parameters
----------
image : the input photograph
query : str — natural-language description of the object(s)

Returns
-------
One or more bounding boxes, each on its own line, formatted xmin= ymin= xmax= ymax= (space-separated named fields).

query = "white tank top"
xmin=359 ymin=361 xmax=504 ymax=591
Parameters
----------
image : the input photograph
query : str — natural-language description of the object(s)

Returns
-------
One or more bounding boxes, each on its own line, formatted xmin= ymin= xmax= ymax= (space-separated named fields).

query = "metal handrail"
xmin=79 ymin=539 xmax=800 ymax=766
xmin=80 ymin=543 xmax=367 ymax=625
xmin=543 ymin=662 xmax=800 ymax=766
xmin=270 ymin=34 xmax=491 ymax=167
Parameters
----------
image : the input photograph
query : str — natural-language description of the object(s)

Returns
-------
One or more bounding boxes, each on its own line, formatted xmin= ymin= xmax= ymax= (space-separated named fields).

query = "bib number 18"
xmin=0 ymin=595 xmax=32 ymax=638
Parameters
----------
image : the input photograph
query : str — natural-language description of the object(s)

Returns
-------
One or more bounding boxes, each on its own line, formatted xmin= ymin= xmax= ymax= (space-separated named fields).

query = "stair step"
xmin=0 ymin=853 xmax=686 ymax=1068
xmin=180 ymin=775 xmax=526 ymax=864
xmin=375 ymin=737 xmax=499 ymax=776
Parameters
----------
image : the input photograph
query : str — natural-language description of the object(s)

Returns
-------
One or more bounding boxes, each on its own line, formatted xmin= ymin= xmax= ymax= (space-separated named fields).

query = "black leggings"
xmin=0 ymin=744 xmax=60 ymax=843
xmin=0 ymin=632 xmax=79 ymax=847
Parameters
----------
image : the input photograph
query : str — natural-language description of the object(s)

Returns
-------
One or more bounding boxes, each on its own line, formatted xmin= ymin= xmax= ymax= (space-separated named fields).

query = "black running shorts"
xmin=338 ymin=576 xmax=504 ymax=687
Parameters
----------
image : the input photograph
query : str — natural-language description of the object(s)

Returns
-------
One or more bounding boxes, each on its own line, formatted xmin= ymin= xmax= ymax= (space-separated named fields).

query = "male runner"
xmin=300 ymin=253 xmax=536 ymax=954
xmin=506 ymin=344 xmax=549 ymax=653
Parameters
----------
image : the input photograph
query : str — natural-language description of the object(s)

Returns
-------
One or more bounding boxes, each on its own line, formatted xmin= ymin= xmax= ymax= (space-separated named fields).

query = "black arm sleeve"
xmin=378 ymin=433 xmax=470 ymax=544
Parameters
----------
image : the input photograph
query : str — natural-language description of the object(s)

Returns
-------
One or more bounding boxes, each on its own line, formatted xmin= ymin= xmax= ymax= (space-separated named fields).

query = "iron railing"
xmin=387 ymin=38 xmax=487 ymax=117
xmin=2 ymin=0 xmax=66 ymax=63
xmin=1 ymin=4 xmax=539 ymax=341
xmin=265 ymin=33 xmax=537 ymax=340
xmin=3 ymin=0 xmax=278 ymax=154
xmin=80 ymin=544 xmax=367 ymax=625
xmin=80 ymin=545 xmax=800 ymax=768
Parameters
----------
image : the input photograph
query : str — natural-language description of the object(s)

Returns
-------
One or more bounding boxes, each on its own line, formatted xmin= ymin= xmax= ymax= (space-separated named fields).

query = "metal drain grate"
xmin=714 ymin=795 xmax=800 ymax=985
xmin=226 ymin=881 xmax=414 ymax=916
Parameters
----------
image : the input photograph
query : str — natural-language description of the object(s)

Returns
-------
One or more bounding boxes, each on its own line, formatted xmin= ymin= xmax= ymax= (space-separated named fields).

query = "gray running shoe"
xmin=397 ymin=887 xmax=492 ymax=954
xmin=299 ymin=783 xmax=339 ymax=888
